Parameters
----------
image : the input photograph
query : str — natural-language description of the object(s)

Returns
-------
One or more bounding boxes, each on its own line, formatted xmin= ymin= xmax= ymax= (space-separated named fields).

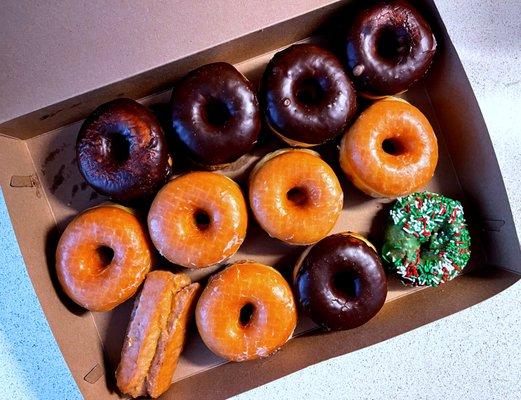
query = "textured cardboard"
xmin=0 ymin=0 xmax=519 ymax=399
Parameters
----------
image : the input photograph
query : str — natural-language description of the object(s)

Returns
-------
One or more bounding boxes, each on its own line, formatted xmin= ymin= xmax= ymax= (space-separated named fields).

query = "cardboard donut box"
xmin=1 ymin=0 xmax=520 ymax=398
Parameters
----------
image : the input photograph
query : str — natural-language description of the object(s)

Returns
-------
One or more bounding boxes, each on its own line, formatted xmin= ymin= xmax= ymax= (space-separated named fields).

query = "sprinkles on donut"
xmin=382 ymin=192 xmax=471 ymax=287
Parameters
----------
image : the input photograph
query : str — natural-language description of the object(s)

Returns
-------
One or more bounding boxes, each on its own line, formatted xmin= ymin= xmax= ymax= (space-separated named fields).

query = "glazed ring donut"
xmin=56 ymin=204 xmax=153 ymax=311
xmin=382 ymin=192 xmax=471 ymax=287
xmin=339 ymin=97 xmax=438 ymax=198
xmin=77 ymin=98 xmax=172 ymax=203
xmin=249 ymin=148 xmax=343 ymax=245
xmin=171 ymin=62 xmax=261 ymax=168
xmin=294 ymin=233 xmax=387 ymax=331
xmin=196 ymin=261 xmax=297 ymax=361
xmin=262 ymin=44 xmax=357 ymax=146
xmin=148 ymin=171 xmax=248 ymax=268
xmin=345 ymin=0 xmax=437 ymax=97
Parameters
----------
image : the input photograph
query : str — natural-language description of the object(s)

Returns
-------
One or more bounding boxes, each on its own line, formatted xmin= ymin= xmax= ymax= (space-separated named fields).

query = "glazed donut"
xmin=382 ymin=192 xmax=471 ymax=287
xmin=345 ymin=0 xmax=437 ymax=97
xmin=262 ymin=44 xmax=357 ymax=146
xmin=148 ymin=171 xmax=248 ymax=268
xmin=294 ymin=233 xmax=387 ymax=331
xmin=77 ymin=98 xmax=172 ymax=203
xmin=56 ymin=204 xmax=153 ymax=311
xmin=196 ymin=261 xmax=297 ymax=361
xmin=116 ymin=270 xmax=200 ymax=398
xmin=171 ymin=62 xmax=261 ymax=168
xmin=249 ymin=148 xmax=343 ymax=245
xmin=339 ymin=97 xmax=438 ymax=198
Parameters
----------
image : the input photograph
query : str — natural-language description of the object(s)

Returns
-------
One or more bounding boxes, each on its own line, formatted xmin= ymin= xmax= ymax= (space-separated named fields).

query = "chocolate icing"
xmin=170 ymin=62 xmax=261 ymax=166
xmin=294 ymin=233 xmax=387 ymax=331
xmin=76 ymin=98 xmax=171 ymax=203
xmin=345 ymin=0 xmax=437 ymax=96
xmin=262 ymin=44 xmax=357 ymax=146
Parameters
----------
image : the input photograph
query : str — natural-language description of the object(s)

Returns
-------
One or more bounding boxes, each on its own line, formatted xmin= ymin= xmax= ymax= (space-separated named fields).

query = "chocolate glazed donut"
xmin=262 ymin=44 xmax=357 ymax=146
xmin=345 ymin=0 xmax=437 ymax=96
xmin=77 ymin=98 xmax=171 ymax=203
xmin=170 ymin=62 xmax=261 ymax=167
xmin=294 ymin=233 xmax=387 ymax=331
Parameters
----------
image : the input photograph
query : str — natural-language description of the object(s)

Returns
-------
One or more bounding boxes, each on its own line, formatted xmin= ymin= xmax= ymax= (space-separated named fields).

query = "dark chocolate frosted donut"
xmin=262 ymin=44 xmax=357 ymax=146
xmin=77 ymin=98 xmax=171 ymax=203
xmin=294 ymin=233 xmax=387 ymax=331
xmin=170 ymin=62 xmax=261 ymax=167
xmin=345 ymin=0 xmax=437 ymax=96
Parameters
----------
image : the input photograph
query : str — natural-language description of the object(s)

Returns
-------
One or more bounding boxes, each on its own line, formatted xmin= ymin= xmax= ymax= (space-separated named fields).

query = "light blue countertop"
xmin=0 ymin=1 xmax=519 ymax=399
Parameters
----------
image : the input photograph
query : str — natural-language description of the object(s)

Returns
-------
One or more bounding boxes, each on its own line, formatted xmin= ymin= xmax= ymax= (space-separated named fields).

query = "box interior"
xmin=0 ymin=0 xmax=519 ymax=399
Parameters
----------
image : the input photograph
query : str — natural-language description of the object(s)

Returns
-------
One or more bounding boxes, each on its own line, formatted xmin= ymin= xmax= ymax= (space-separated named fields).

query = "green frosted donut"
xmin=382 ymin=192 xmax=471 ymax=287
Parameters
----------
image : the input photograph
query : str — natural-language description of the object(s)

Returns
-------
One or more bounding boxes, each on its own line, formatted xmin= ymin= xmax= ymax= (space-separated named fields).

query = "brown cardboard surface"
xmin=0 ymin=0 xmax=520 ymax=399
xmin=423 ymin=29 xmax=520 ymax=274
xmin=0 ymin=136 xmax=116 ymax=398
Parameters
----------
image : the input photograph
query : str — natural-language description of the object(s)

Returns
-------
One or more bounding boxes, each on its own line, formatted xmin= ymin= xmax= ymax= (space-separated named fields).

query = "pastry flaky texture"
xmin=116 ymin=270 xmax=200 ymax=398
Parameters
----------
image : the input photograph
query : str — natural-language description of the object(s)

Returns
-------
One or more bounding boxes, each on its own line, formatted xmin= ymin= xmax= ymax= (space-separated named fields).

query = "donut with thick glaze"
xmin=294 ymin=232 xmax=387 ymax=331
xmin=56 ymin=204 xmax=153 ymax=311
xmin=171 ymin=62 xmax=261 ymax=168
xmin=148 ymin=171 xmax=248 ymax=268
xmin=345 ymin=0 xmax=437 ymax=97
xmin=196 ymin=261 xmax=297 ymax=361
xmin=77 ymin=98 xmax=171 ymax=203
xmin=339 ymin=97 xmax=438 ymax=198
xmin=249 ymin=148 xmax=343 ymax=245
xmin=262 ymin=44 xmax=357 ymax=146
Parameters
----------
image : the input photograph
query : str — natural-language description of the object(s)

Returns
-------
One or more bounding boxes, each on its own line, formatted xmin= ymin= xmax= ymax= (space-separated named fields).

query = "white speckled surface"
xmin=0 ymin=1 xmax=519 ymax=399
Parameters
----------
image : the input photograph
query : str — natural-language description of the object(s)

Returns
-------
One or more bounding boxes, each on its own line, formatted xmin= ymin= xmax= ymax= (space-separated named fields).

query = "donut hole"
xmin=376 ymin=25 xmax=412 ymax=62
xmin=286 ymin=186 xmax=309 ymax=206
xmin=95 ymin=246 xmax=114 ymax=270
xmin=419 ymin=240 xmax=432 ymax=255
xmin=332 ymin=270 xmax=361 ymax=299
xmin=239 ymin=302 xmax=255 ymax=327
xmin=382 ymin=138 xmax=407 ymax=156
xmin=193 ymin=209 xmax=211 ymax=231
xmin=295 ymin=77 xmax=325 ymax=106
xmin=105 ymin=131 xmax=131 ymax=164
xmin=205 ymin=98 xmax=232 ymax=127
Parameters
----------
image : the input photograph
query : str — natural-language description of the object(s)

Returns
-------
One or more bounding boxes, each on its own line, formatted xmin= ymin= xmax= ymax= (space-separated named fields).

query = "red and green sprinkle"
xmin=382 ymin=192 xmax=471 ymax=287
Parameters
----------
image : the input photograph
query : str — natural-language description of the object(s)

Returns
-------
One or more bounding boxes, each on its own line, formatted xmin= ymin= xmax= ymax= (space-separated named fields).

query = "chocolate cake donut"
xmin=77 ymin=98 xmax=171 ymax=203
xmin=345 ymin=0 xmax=437 ymax=96
xmin=170 ymin=62 xmax=261 ymax=168
xmin=294 ymin=232 xmax=387 ymax=331
xmin=262 ymin=44 xmax=357 ymax=146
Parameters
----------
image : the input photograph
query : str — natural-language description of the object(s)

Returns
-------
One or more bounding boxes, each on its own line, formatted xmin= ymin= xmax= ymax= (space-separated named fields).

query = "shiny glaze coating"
xmin=345 ymin=0 xmax=437 ymax=96
xmin=196 ymin=262 xmax=297 ymax=361
xmin=249 ymin=149 xmax=343 ymax=245
xmin=262 ymin=44 xmax=357 ymax=146
xmin=56 ymin=205 xmax=153 ymax=311
xmin=116 ymin=271 xmax=199 ymax=398
xmin=294 ymin=233 xmax=387 ymax=331
xmin=77 ymin=98 xmax=171 ymax=203
xmin=148 ymin=171 xmax=248 ymax=268
xmin=171 ymin=62 xmax=261 ymax=167
xmin=339 ymin=97 xmax=438 ymax=197
xmin=145 ymin=282 xmax=200 ymax=398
